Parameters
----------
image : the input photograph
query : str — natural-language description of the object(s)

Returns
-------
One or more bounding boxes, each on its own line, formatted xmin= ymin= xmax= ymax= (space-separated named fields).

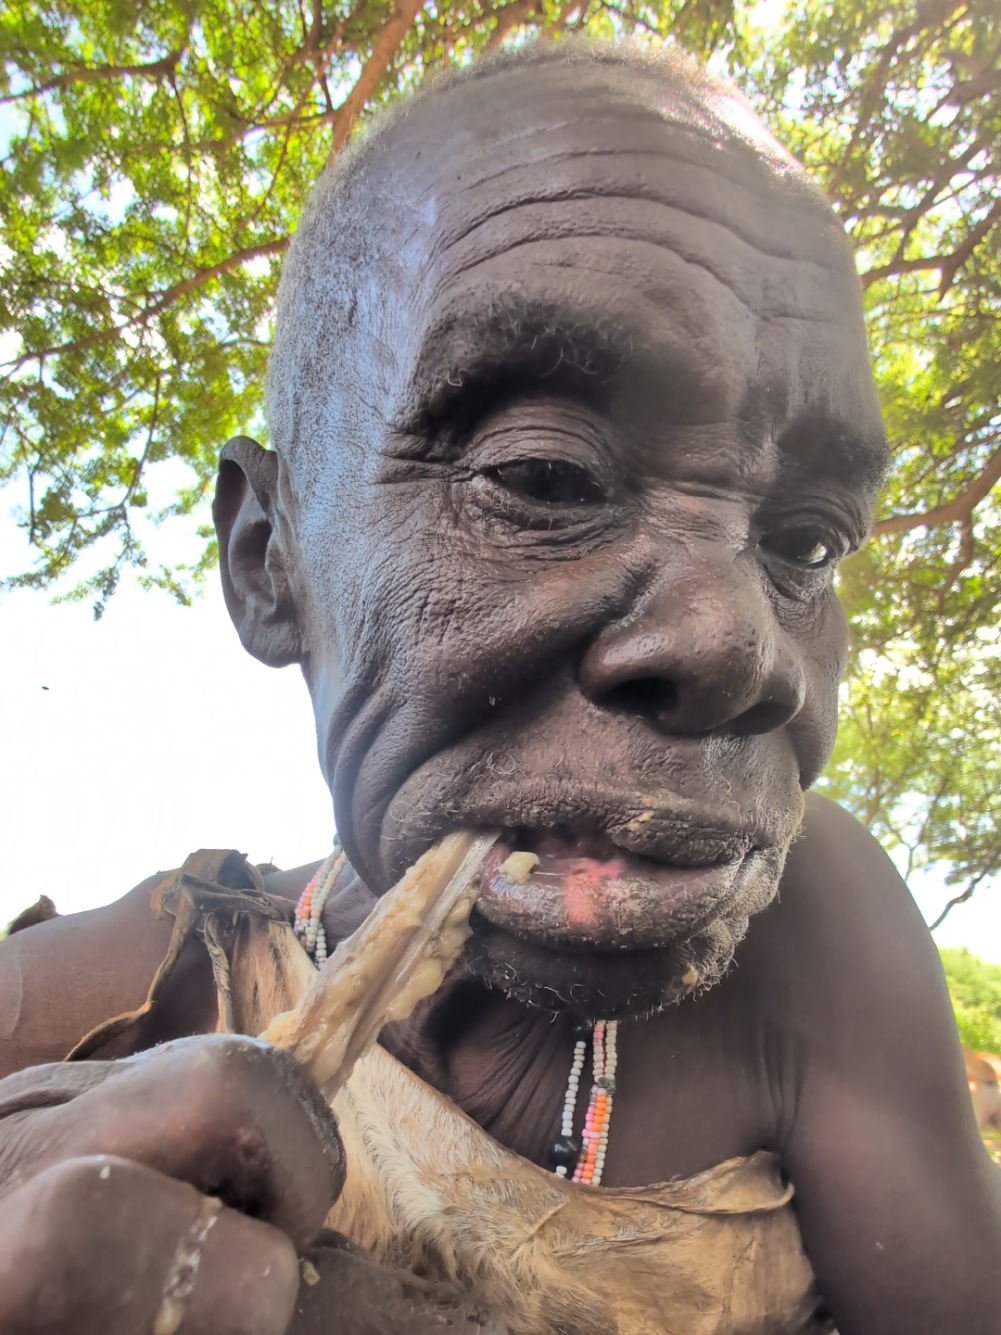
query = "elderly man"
xmin=1 ymin=43 xmax=998 ymax=1335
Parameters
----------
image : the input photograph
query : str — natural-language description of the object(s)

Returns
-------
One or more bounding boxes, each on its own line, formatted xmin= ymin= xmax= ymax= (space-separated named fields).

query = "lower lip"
xmin=476 ymin=842 xmax=753 ymax=950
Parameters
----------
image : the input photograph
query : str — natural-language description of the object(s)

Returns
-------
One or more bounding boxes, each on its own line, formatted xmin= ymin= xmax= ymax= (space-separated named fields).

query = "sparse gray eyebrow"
xmin=391 ymin=290 xmax=701 ymax=440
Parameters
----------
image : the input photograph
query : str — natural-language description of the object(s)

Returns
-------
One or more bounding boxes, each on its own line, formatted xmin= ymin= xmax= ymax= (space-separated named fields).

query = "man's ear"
xmin=213 ymin=436 xmax=303 ymax=667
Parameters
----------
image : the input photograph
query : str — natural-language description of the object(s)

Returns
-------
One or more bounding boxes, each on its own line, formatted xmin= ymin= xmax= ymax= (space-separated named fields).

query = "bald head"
xmin=266 ymin=43 xmax=854 ymax=500
xmin=218 ymin=39 xmax=885 ymax=1016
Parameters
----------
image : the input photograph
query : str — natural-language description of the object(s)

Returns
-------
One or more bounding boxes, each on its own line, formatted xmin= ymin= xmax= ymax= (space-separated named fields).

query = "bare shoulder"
xmin=744 ymin=792 xmax=950 ymax=1027
xmin=737 ymin=800 xmax=1001 ymax=1334
xmin=736 ymin=791 xmax=984 ymax=1172
xmin=782 ymin=790 xmax=929 ymax=931
xmin=0 ymin=854 xmax=327 ymax=1080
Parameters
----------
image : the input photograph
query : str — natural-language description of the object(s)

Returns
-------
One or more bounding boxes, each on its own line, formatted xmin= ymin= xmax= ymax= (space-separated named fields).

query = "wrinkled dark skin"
xmin=2 ymin=56 xmax=1000 ymax=1335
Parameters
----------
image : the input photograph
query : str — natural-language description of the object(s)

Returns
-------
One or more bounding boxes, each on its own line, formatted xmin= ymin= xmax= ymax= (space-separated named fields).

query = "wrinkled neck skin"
xmin=222 ymin=63 xmax=887 ymax=1176
xmin=310 ymin=854 xmax=787 ymax=1187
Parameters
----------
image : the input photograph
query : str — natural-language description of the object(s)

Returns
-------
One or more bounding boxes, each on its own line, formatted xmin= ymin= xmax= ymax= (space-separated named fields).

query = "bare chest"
xmin=382 ymin=975 xmax=776 ymax=1188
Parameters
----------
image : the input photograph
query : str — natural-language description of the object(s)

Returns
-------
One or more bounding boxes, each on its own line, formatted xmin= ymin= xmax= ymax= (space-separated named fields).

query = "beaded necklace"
xmin=293 ymin=838 xmax=346 ymax=967
xmin=294 ymin=842 xmax=618 ymax=1186
xmin=551 ymin=1018 xmax=618 ymax=1185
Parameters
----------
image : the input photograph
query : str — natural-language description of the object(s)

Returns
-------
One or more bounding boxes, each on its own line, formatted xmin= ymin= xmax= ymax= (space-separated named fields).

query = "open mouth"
xmin=476 ymin=822 xmax=761 ymax=951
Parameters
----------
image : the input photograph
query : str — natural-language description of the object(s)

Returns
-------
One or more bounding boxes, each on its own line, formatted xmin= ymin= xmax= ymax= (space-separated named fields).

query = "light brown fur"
xmin=236 ymin=892 xmax=829 ymax=1335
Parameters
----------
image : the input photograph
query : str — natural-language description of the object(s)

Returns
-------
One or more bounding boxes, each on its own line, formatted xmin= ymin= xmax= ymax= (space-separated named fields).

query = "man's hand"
xmin=0 ymin=1035 xmax=345 ymax=1335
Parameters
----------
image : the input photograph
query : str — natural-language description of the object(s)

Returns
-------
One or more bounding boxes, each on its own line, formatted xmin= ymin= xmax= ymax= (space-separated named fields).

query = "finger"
xmin=0 ymin=1155 xmax=300 ymax=1335
xmin=0 ymin=1035 xmax=343 ymax=1249
xmin=0 ymin=1059 xmax=118 ymax=1117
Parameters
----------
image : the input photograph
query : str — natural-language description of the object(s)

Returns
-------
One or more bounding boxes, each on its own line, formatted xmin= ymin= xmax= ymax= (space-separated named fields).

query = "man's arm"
xmin=0 ymin=851 xmax=329 ymax=1079
xmin=774 ymin=796 xmax=1001 ymax=1335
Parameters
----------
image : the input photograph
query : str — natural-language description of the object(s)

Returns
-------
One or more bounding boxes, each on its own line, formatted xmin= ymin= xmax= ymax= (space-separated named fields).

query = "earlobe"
xmin=213 ymin=436 xmax=303 ymax=667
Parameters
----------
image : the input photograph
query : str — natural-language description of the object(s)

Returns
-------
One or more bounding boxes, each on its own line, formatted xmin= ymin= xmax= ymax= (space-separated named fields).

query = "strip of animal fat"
xmin=261 ymin=831 xmax=500 ymax=1096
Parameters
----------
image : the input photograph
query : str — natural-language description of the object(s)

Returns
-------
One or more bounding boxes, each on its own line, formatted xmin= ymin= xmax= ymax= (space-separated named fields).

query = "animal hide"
xmin=237 ymin=909 xmax=830 ymax=1335
xmin=325 ymin=1045 xmax=829 ymax=1335
xmin=89 ymin=852 xmax=830 ymax=1335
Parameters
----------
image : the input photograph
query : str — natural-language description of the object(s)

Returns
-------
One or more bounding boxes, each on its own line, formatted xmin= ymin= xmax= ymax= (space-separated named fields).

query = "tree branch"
xmin=825 ymin=13 xmax=922 ymax=199
xmin=861 ymin=251 xmax=967 ymax=289
xmin=937 ymin=197 xmax=1001 ymax=297
xmin=884 ymin=132 xmax=993 ymax=258
xmin=325 ymin=0 xmax=427 ymax=159
xmin=859 ymin=167 xmax=1001 ymax=293
xmin=931 ymin=868 xmax=994 ymax=931
xmin=873 ymin=442 xmax=1001 ymax=537
xmin=2 ymin=51 xmax=182 ymax=104
xmin=160 ymin=0 xmax=420 ymax=162
xmin=118 ymin=0 xmax=423 ymax=165
xmin=5 ymin=239 xmax=288 ymax=367
xmin=484 ymin=0 xmax=537 ymax=52
xmin=936 ymin=517 xmax=976 ymax=612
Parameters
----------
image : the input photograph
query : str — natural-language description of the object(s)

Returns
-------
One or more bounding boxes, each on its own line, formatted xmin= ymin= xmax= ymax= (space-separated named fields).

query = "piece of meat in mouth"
xmin=476 ymin=822 xmax=755 ymax=951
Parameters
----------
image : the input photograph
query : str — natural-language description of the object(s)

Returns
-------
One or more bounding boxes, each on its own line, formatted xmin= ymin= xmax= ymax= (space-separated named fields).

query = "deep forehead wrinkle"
xmin=436 ymin=147 xmax=837 ymax=266
xmin=387 ymin=86 xmax=841 ymax=268
xmin=422 ymin=194 xmax=844 ymax=325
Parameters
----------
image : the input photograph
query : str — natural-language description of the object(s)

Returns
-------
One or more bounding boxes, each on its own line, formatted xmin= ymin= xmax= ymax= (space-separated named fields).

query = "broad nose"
xmin=578 ymin=554 xmax=806 ymax=737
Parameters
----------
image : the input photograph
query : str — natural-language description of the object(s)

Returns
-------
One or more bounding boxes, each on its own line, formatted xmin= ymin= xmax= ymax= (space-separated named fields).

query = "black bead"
xmin=551 ymin=1135 xmax=580 ymax=1170
xmin=571 ymin=1016 xmax=591 ymax=1041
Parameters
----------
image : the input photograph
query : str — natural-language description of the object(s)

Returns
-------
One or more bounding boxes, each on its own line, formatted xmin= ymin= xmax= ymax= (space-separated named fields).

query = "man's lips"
xmin=476 ymin=823 xmax=761 ymax=951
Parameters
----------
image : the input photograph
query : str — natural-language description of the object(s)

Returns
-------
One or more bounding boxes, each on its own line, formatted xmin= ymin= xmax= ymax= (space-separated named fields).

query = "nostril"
xmin=602 ymin=677 xmax=679 ymax=722
xmin=729 ymin=699 xmax=795 ymax=737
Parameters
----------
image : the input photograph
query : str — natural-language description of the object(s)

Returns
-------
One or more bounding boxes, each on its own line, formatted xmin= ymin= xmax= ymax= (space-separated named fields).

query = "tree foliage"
xmin=757 ymin=1 xmax=1001 ymax=918
xmin=2 ymin=0 xmax=1000 ymax=911
xmin=0 ymin=0 xmax=733 ymax=606
xmin=940 ymin=948 xmax=1001 ymax=1053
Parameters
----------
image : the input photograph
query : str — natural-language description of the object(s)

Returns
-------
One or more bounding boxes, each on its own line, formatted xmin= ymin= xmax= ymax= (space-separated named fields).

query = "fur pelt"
xmin=324 ymin=1044 xmax=826 ymax=1335
xmin=231 ymin=886 xmax=828 ymax=1335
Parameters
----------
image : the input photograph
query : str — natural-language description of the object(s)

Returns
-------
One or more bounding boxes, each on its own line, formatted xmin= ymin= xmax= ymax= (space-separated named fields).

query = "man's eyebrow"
xmin=776 ymin=415 xmax=890 ymax=499
xmin=391 ymin=297 xmax=639 ymax=437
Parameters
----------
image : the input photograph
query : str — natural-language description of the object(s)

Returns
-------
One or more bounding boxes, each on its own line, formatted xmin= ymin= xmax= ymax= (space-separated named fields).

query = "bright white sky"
xmin=1 ymin=549 xmax=335 ymax=924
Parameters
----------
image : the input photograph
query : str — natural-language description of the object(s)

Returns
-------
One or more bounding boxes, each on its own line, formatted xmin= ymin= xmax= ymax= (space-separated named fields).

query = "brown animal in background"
xmin=965 ymin=1049 xmax=1001 ymax=1130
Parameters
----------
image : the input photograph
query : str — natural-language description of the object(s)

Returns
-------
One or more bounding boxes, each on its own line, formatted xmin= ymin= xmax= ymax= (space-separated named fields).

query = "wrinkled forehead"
xmin=367 ymin=60 xmax=851 ymax=292
xmin=362 ymin=67 xmax=876 ymax=445
xmin=397 ymin=60 xmax=810 ymax=191
xmin=274 ymin=60 xmax=885 ymax=509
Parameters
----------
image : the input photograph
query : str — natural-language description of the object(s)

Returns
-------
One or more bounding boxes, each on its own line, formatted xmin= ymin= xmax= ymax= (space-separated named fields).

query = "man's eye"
xmin=488 ymin=460 xmax=605 ymax=506
xmin=762 ymin=528 xmax=842 ymax=569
